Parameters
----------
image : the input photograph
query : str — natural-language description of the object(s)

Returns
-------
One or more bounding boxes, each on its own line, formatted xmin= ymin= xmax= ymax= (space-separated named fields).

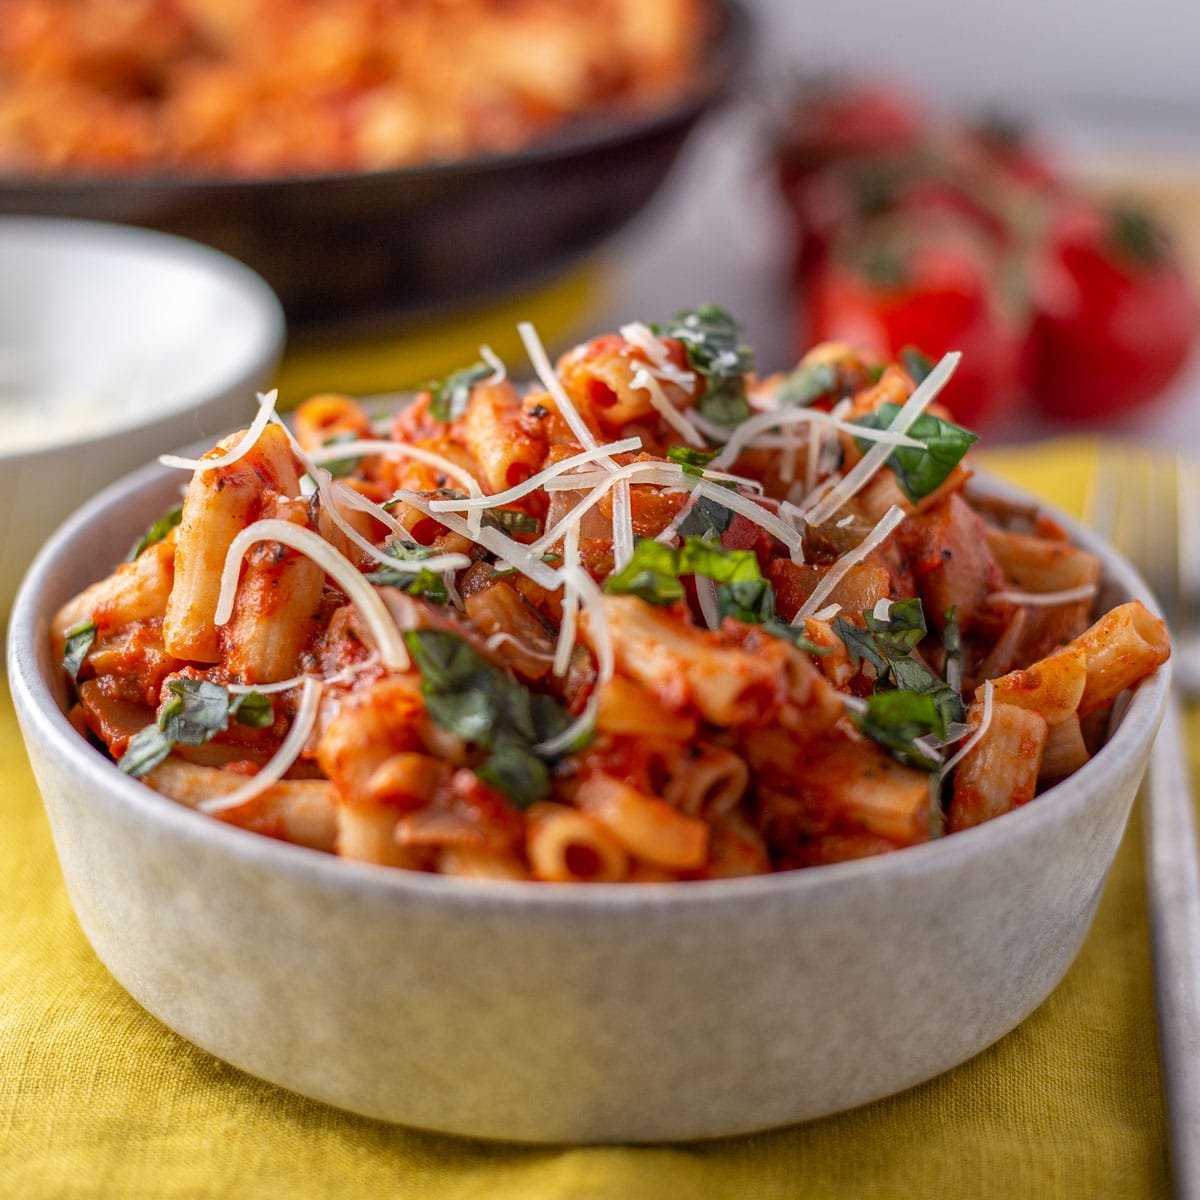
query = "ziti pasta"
xmin=53 ymin=311 xmax=1170 ymax=880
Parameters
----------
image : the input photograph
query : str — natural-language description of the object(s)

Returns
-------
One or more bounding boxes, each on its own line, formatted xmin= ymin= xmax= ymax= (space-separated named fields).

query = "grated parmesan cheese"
xmin=159 ymin=390 xmax=279 ymax=472
xmin=198 ymin=677 xmax=325 ymax=815
xmin=214 ymin=518 xmax=411 ymax=670
xmin=800 ymin=352 xmax=961 ymax=528
xmin=987 ymin=584 xmax=1098 ymax=607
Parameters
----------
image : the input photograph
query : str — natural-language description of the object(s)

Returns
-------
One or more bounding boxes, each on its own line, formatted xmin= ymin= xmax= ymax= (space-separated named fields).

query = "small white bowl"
xmin=0 ymin=217 xmax=284 ymax=617
xmin=6 ymin=465 xmax=1169 ymax=1144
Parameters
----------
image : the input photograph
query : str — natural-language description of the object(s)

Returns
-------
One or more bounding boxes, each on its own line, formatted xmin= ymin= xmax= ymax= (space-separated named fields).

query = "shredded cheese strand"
xmin=198 ymin=677 xmax=324 ymax=815
xmin=618 ymin=321 xmax=697 ymax=390
xmin=312 ymin=471 xmax=472 ymax=576
xmin=628 ymin=365 xmax=706 ymax=447
xmin=480 ymin=343 xmax=507 ymax=385
xmin=519 ymin=321 xmax=615 ymax=469
xmin=485 ymin=632 xmax=558 ymax=663
xmin=535 ymin=566 xmax=614 ymax=756
xmin=553 ymin=522 xmax=582 ymax=678
xmin=387 ymin=487 xmax=559 ymax=589
xmin=987 ymin=584 xmax=1099 ymax=607
xmin=225 ymin=655 xmax=380 ymax=696
xmin=612 ymin=478 xmax=635 ymax=572
xmin=793 ymin=505 xmax=907 ymax=622
xmin=426 ymin=437 xmax=642 ymax=512
xmin=941 ymin=680 xmax=995 ymax=776
xmin=709 ymin=405 xmax=926 ymax=472
xmin=802 ymin=352 xmax=961 ymax=528
xmin=308 ymin=439 xmax=484 ymax=497
xmin=695 ymin=575 xmax=721 ymax=631
xmin=215 ymin=519 xmax=410 ymax=669
xmin=159 ymin=390 xmax=279 ymax=472
xmin=690 ymin=479 xmax=805 ymax=561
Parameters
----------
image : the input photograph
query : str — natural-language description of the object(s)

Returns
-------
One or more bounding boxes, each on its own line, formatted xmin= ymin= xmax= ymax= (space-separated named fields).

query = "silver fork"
xmin=1092 ymin=448 xmax=1200 ymax=1200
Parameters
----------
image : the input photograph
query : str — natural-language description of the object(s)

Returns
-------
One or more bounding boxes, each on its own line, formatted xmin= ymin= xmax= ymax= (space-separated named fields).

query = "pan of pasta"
xmin=0 ymin=0 xmax=746 ymax=322
xmin=8 ymin=310 xmax=1171 ymax=1142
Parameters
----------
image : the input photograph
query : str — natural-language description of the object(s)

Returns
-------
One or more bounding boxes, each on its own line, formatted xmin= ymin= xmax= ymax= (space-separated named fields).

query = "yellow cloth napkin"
xmin=0 ymin=437 xmax=1176 ymax=1199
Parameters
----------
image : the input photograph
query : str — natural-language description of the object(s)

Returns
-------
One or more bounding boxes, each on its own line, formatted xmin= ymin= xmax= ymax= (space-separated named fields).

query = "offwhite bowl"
xmin=6 ymin=465 xmax=1169 ymax=1143
xmin=0 ymin=217 xmax=284 ymax=617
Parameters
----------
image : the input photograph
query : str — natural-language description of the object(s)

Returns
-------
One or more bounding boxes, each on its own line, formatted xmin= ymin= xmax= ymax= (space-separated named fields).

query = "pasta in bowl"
xmin=8 ymin=311 xmax=1170 ymax=1141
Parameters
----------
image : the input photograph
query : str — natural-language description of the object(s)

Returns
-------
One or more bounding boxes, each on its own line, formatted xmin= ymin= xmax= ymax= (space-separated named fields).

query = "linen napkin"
xmin=0 ymin=438 xmax=1173 ymax=1199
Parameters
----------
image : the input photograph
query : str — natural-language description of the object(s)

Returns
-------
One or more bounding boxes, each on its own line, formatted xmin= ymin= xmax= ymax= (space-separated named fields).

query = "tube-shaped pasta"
xmin=1070 ymin=601 xmax=1171 ymax=716
xmin=222 ymin=497 xmax=326 ymax=684
xmin=146 ymin=759 xmax=338 ymax=853
xmin=52 ymin=534 xmax=176 ymax=652
xmin=600 ymin=594 xmax=839 ymax=729
xmin=594 ymin=675 xmax=697 ymax=741
xmin=461 ymin=382 xmax=548 ymax=493
xmin=949 ymin=701 xmax=1048 ymax=832
xmin=1040 ymin=715 xmax=1090 ymax=782
xmin=315 ymin=676 xmax=431 ymax=806
xmin=338 ymin=803 xmax=427 ymax=868
xmin=986 ymin=526 xmax=1101 ymax=594
xmin=575 ymin=774 xmax=709 ymax=870
xmin=292 ymin=393 xmax=374 ymax=452
xmin=435 ymin=846 xmax=530 ymax=880
xmin=164 ymin=423 xmax=302 ymax=663
xmin=981 ymin=644 xmax=1087 ymax=725
xmin=526 ymin=802 xmax=629 ymax=882
xmin=662 ymin=744 xmax=749 ymax=818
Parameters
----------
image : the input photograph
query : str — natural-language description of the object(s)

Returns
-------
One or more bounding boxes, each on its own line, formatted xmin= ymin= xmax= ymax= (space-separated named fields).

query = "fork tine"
xmin=1092 ymin=443 xmax=1200 ymax=1200
xmin=1177 ymin=451 xmax=1200 ymax=635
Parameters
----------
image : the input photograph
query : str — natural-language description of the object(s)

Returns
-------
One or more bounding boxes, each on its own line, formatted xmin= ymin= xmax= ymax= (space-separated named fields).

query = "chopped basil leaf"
xmin=852 ymin=690 xmax=948 ymax=772
xmin=120 ymin=679 xmax=274 ymax=778
xmin=716 ymin=576 xmax=774 ymax=624
xmin=677 ymin=492 xmax=734 ymax=537
xmin=485 ymin=508 xmax=540 ymax=535
xmin=404 ymin=629 xmax=580 ymax=807
xmin=836 ymin=597 xmax=965 ymax=766
xmin=476 ymin=737 xmax=552 ymax=804
xmin=775 ymin=361 xmax=839 ymax=407
xmin=604 ymin=538 xmax=688 ymax=605
xmin=127 ymin=504 xmax=182 ymax=561
xmin=605 ymin=536 xmax=760 ymax=605
xmin=428 ymin=363 xmax=492 ymax=422
xmin=606 ymin=537 xmax=830 ymax=654
xmin=899 ymin=346 xmax=935 ymax=384
xmin=120 ymin=724 xmax=175 ymax=778
xmin=942 ymin=605 xmax=962 ymax=690
xmin=852 ymin=402 xmax=978 ymax=502
xmin=864 ymin=596 xmax=926 ymax=658
xmin=230 ymin=691 xmax=276 ymax=729
xmin=653 ymin=305 xmax=753 ymax=427
xmin=62 ymin=621 xmax=96 ymax=681
xmin=667 ymin=445 xmax=720 ymax=476
xmin=365 ymin=539 xmax=450 ymax=603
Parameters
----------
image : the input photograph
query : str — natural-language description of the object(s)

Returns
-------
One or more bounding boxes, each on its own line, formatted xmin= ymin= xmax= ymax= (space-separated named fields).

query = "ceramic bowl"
xmin=6 ymin=465 xmax=1169 ymax=1143
xmin=0 ymin=2 xmax=748 ymax=325
xmin=0 ymin=217 xmax=284 ymax=619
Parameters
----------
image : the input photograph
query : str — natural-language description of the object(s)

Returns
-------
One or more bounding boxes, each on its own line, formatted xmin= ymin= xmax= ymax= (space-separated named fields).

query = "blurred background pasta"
xmin=0 ymin=0 xmax=713 ymax=177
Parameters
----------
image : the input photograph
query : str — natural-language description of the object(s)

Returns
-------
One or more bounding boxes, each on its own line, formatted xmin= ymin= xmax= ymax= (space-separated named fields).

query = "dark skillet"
xmin=0 ymin=1 xmax=748 ymax=327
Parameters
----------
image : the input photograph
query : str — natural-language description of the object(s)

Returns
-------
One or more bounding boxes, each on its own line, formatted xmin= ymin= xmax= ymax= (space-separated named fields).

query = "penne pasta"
xmin=51 ymin=318 xmax=1170 ymax=881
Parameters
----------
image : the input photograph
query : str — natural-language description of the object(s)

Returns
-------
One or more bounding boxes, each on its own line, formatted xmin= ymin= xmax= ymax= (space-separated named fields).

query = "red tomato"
xmin=776 ymin=82 xmax=926 ymax=275
xmin=802 ymin=220 xmax=1026 ymax=430
xmin=1028 ymin=201 xmax=1197 ymax=420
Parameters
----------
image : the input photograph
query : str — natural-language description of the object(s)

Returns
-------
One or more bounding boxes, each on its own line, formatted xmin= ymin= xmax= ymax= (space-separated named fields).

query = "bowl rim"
xmin=6 ymin=456 xmax=1170 ymax=914
xmin=0 ymin=0 xmax=749 ymax=194
xmin=0 ymin=215 xmax=286 ymax=462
